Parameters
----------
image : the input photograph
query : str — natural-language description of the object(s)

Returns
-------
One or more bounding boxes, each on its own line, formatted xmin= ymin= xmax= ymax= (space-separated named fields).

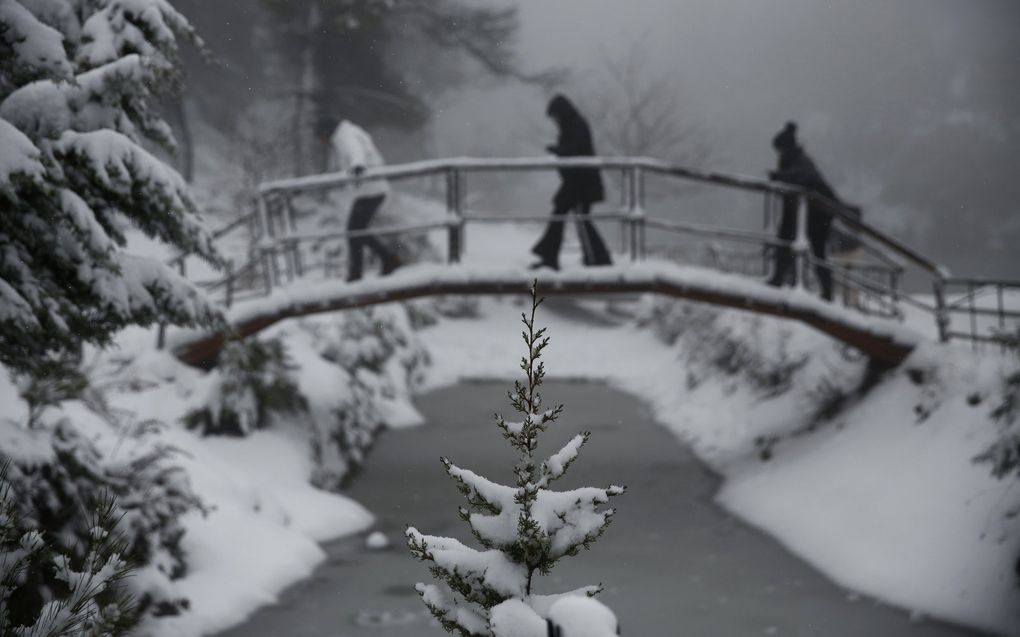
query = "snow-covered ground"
xmin=418 ymin=294 xmax=1019 ymax=635
xmin=4 ymin=205 xmax=1018 ymax=635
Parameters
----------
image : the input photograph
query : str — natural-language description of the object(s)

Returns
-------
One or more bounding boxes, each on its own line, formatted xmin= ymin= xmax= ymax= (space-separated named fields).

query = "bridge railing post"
xmin=258 ymin=193 xmax=274 ymax=294
xmin=224 ymin=259 xmax=234 ymax=308
xmin=282 ymin=195 xmax=302 ymax=281
xmin=446 ymin=167 xmax=464 ymax=263
xmin=933 ymin=277 xmax=950 ymax=343
xmin=792 ymin=193 xmax=810 ymax=289
xmin=625 ymin=165 xmax=647 ymax=262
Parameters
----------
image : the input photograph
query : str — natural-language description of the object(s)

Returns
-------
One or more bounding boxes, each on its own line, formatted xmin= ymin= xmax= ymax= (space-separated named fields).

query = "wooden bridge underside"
xmin=172 ymin=267 xmax=918 ymax=369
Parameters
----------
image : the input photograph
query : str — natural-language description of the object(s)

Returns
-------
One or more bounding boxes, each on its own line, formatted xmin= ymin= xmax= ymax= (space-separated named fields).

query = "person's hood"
xmin=547 ymin=94 xmax=581 ymax=122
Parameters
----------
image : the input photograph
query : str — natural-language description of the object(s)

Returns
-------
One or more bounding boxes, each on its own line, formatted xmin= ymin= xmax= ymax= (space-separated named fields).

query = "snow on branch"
xmin=78 ymin=0 xmax=197 ymax=71
xmin=537 ymin=433 xmax=588 ymax=488
xmin=55 ymin=129 xmax=216 ymax=259
xmin=0 ymin=117 xmax=43 ymax=184
xmin=0 ymin=0 xmax=220 ymax=373
xmin=0 ymin=0 xmax=73 ymax=85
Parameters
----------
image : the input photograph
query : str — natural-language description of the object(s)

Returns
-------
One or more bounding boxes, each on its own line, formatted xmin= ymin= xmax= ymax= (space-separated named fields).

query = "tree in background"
xmin=0 ymin=0 xmax=220 ymax=374
xmin=580 ymin=39 xmax=710 ymax=167
xmin=175 ymin=0 xmax=544 ymax=180
xmin=407 ymin=283 xmax=624 ymax=635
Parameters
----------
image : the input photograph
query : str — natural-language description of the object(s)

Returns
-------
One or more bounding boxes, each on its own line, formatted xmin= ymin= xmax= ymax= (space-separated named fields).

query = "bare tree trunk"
xmin=168 ymin=94 xmax=195 ymax=183
xmin=290 ymin=2 xmax=320 ymax=176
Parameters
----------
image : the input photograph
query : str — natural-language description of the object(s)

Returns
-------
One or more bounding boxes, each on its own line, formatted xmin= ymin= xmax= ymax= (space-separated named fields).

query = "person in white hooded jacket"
xmin=328 ymin=120 xmax=398 ymax=281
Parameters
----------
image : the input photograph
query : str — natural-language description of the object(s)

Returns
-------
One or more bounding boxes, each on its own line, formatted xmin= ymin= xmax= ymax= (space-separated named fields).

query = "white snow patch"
xmin=365 ymin=531 xmax=389 ymax=550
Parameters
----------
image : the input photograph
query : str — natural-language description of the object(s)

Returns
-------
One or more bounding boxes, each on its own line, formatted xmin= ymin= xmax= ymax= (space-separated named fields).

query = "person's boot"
xmin=381 ymin=254 xmax=401 ymax=276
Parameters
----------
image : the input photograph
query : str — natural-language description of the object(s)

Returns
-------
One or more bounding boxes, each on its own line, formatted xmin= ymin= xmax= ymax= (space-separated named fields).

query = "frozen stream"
xmin=218 ymin=380 xmax=987 ymax=637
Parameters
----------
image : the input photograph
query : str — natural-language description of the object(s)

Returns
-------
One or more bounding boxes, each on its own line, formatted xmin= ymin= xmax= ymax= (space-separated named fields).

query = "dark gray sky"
xmin=430 ymin=0 xmax=1020 ymax=277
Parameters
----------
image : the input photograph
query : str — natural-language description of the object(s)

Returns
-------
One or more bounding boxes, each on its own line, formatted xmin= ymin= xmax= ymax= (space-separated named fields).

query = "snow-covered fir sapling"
xmin=407 ymin=282 xmax=625 ymax=636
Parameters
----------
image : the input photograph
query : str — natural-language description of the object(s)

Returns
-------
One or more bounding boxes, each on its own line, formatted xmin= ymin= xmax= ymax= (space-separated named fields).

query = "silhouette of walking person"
xmin=530 ymin=95 xmax=613 ymax=270
xmin=766 ymin=122 xmax=839 ymax=301
xmin=329 ymin=120 xmax=399 ymax=282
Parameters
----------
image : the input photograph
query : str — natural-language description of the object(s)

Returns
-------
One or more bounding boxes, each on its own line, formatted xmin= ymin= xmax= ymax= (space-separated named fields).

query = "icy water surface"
xmin=218 ymin=381 xmax=988 ymax=637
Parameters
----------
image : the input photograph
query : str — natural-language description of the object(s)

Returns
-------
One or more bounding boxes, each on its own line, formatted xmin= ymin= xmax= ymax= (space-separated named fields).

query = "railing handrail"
xmin=944 ymin=276 xmax=1020 ymax=288
xmin=257 ymin=156 xmax=806 ymax=197
xmin=255 ymin=155 xmax=944 ymax=278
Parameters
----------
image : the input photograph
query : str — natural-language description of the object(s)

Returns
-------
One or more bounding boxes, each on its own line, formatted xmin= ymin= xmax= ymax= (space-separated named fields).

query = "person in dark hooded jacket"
xmin=766 ymin=121 xmax=838 ymax=301
xmin=530 ymin=94 xmax=612 ymax=269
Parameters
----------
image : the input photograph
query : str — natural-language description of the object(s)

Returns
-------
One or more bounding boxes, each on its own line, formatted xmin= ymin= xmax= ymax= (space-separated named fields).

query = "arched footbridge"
xmin=165 ymin=157 xmax=1019 ymax=368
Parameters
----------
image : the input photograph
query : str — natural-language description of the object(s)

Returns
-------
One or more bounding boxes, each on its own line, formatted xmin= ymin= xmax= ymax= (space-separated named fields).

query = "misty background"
xmin=170 ymin=0 xmax=1020 ymax=280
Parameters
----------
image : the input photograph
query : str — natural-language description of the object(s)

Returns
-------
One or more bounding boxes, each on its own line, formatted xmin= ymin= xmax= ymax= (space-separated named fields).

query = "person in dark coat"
xmin=766 ymin=121 xmax=838 ymax=301
xmin=530 ymin=94 xmax=612 ymax=270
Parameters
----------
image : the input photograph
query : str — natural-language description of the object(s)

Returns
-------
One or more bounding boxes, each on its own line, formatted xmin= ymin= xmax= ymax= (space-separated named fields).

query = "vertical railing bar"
xmin=792 ymin=194 xmax=809 ymax=290
xmin=445 ymin=168 xmax=463 ymax=263
xmin=618 ymin=168 xmax=627 ymax=253
xmin=637 ymin=166 xmax=646 ymax=260
xmin=294 ymin=240 xmax=304 ymax=278
xmin=997 ymin=284 xmax=1006 ymax=354
xmin=284 ymin=194 xmax=298 ymax=234
xmin=968 ymin=281 xmax=977 ymax=352
xmin=258 ymin=194 xmax=273 ymax=295
xmin=283 ymin=240 xmax=294 ymax=282
xmin=459 ymin=170 xmax=467 ymax=258
xmin=224 ymin=259 xmax=234 ymax=308
xmin=933 ymin=278 xmax=949 ymax=343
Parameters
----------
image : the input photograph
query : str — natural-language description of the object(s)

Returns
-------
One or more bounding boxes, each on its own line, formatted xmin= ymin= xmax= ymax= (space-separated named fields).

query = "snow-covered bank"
xmin=140 ymin=424 xmax=373 ymax=636
xmin=6 ymin=286 xmax=1015 ymax=635
xmin=420 ymin=295 xmax=1020 ymax=635
xmin=126 ymin=303 xmax=430 ymax=635
xmin=0 ymin=298 xmax=431 ymax=636
xmin=5 ymin=270 xmax=1014 ymax=635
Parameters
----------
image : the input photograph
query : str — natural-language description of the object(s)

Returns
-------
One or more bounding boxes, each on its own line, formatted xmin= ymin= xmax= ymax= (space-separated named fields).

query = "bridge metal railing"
xmin=163 ymin=156 xmax=1019 ymax=353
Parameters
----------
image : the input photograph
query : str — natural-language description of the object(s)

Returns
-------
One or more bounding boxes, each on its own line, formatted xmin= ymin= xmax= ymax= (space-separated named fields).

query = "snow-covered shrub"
xmin=405 ymin=297 xmax=482 ymax=330
xmin=1 ymin=409 xmax=203 ymax=626
xmin=404 ymin=300 xmax=441 ymax=329
xmin=1 ymin=468 xmax=138 ymax=636
xmin=976 ymin=370 xmax=1020 ymax=480
xmin=407 ymin=283 xmax=623 ymax=636
xmin=804 ymin=364 xmax=861 ymax=424
xmin=307 ymin=374 xmax=382 ymax=491
xmin=0 ymin=0 xmax=220 ymax=374
xmin=318 ymin=305 xmax=429 ymax=406
xmin=183 ymin=337 xmax=307 ymax=436
xmin=302 ymin=305 xmax=429 ymax=489
xmin=636 ymin=297 xmax=807 ymax=395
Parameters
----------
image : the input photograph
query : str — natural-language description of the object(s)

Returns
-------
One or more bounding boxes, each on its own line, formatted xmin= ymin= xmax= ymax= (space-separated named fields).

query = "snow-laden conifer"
xmin=407 ymin=282 xmax=624 ymax=636
xmin=0 ymin=0 xmax=219 ymax=373
xmin=1 ymin=466 xmax=138 ymax=636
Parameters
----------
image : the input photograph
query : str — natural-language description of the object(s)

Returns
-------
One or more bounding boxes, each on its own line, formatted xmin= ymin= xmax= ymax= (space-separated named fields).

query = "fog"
xmin=428 ymin=0 xmax=1020 ymax=278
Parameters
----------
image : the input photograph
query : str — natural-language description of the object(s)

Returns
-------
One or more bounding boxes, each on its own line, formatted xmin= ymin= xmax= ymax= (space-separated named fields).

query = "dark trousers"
xmin=347 ymin=194 xmax=397 ymax=281
xmin=768 ymin=206 xmax=833 ymax=301
xmin=531 ymin=203 xmax=612 ymax=268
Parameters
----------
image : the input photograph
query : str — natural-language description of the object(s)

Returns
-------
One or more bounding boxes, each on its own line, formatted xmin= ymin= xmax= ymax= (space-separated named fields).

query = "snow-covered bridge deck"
xmin=170 ymin=262 xmax=920 ymax=368
xmin=164 ymin=155 xmax=1010 ymax=367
